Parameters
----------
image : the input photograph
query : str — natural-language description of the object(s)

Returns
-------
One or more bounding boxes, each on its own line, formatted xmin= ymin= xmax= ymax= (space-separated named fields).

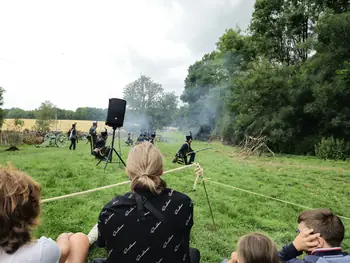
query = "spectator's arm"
xmin=279 ymin=243 xmax=303 ymax=262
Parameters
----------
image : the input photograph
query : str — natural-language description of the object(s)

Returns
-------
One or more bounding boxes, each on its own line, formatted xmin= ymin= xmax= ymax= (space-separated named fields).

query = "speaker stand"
xmin=96 ymin=127 xmax=126 ymax=170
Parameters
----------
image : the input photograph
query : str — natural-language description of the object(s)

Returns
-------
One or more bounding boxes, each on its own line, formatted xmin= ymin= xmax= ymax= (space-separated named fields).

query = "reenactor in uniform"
xmin=125 ymin=133 xmax=133 ymax=146
xmin=173 ymin=134 xmax=196 ymax=165
xmin=88 ymin=122 xmax=98 ymax=154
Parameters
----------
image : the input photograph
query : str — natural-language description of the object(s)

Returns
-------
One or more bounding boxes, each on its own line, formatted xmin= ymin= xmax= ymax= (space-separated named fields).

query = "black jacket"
xmin=97 ymin=188 xmax=194 ymax=263
xmin=178 ymin=142 xmax=193 ymax=157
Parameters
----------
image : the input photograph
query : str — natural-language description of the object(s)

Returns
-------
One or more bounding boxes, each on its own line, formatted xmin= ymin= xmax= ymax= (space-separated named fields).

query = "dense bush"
xmin=294 ymin=136 xmax=321 ymax=156
xmin=315 ymin=137 xmax=350 ymax=160
xmin=23 ymin=134 xmax=44 ymax=145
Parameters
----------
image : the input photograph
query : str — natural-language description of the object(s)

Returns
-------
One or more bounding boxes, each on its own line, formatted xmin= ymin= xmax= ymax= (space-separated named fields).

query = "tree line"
xmin=179 ymin=0 xmax=350 ymax=159
xmin=3 ymin=106 xmax=108 ymax=121
xmin=0 ymin=74 xmax=179 ymax=132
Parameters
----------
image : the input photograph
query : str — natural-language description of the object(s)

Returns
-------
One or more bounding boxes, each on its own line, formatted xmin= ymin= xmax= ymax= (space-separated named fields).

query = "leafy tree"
xmin=123 ymin=75 xmax=163 ymax=112
xmin=5 ymin=107 xmax=27 ymax=119
xmin=249 ymin=0 xmax=317 ymax=65
xmin=34 ymin=101 xmax=56 ymax=132
xmin=180 ymin=29 xmax=250 ymax=141
xmin=179 ymin=0 xmax=350 ymax=158
xmin=123 ymin=75 xmax=178 ymax=130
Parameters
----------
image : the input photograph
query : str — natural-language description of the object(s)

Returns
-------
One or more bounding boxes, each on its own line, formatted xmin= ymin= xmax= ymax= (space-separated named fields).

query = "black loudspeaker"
xmin=105 ymin=98 xmax=127 ymax=128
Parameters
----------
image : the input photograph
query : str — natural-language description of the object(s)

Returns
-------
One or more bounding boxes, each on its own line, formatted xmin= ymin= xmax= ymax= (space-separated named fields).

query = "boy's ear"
xmin=316 ymin=236 xmax=324 ymax=248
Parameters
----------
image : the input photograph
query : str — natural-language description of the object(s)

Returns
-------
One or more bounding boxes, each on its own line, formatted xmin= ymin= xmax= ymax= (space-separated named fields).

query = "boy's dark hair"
xmin=298 ymin=208 xmax=344 ymax=247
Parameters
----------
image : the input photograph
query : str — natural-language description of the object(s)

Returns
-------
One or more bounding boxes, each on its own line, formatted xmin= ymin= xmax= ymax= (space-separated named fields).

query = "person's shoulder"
xmin=163 ymin=188 xmax=193 ymax=203
xmin=37 ymin=237 xmax=61 ymax=262
xmin=37 ymin=236 xmax=58 ymax=246
xmin=102 ymin=192 xmax=135 ymax=208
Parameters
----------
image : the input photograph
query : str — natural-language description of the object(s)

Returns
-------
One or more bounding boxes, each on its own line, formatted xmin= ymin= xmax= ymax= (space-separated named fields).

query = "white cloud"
xmin=0 ymin=0 xmax=254 ymax=111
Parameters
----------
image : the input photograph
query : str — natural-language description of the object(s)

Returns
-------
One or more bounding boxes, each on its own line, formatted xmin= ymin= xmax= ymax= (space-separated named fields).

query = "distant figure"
xmin=125 ymin=133 xmax=133 ymax=146
xmin=93 ymin=129 xmax=110 ymax=159
xmin=69 ymin=123 xmax=77 ymax=150
xmin=150 ymin=131 xmax=156 ymax=144
xmin=173 ymin=134 xmax=195 ymax=165
xmin=136 ymin=131 xmax=146 ymax=145
xmin=89 ymin=122 xmax=98 ymax=154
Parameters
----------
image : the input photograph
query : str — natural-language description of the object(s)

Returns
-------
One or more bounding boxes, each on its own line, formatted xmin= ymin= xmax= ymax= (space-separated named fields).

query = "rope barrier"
xmin=40 ymin=162 xmax=350 ymax=221
xmin=204 ymin=179 xmax=350 ymax=221
xmin=41 ymin=163 xmax=197 ymax=203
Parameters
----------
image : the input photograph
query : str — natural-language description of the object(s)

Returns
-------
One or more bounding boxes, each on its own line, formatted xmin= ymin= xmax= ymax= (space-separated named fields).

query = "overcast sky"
xmin=0 ymin=0 xmax=255 ymax=111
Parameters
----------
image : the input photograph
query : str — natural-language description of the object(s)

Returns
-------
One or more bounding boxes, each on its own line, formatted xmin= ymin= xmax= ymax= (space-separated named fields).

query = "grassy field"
xmin=1 ymin=134 xmax=350 ymax=262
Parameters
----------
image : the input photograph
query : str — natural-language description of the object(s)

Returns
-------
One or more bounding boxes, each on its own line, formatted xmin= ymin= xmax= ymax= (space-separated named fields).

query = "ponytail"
xmin=131 ymin=173 xmax=164 ymax=194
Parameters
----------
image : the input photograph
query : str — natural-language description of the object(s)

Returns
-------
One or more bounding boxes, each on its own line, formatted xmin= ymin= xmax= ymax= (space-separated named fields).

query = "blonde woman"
xmin=222 ymin=233 xmax=280 ymax=263
xmin=0 ymin=165 xmax=89 ymax=263
xmin=89 ymin=142 xmax=200 ymax=263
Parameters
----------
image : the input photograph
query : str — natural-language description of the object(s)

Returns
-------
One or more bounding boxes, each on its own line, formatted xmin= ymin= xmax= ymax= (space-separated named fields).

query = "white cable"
xmin=41 ymin=163 xmax=197 ymax=203
xmin=204 ymin=179 xmax=350 ymax=221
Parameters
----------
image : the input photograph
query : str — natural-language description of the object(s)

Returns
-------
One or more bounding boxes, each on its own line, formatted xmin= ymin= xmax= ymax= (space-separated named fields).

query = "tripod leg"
xmin=104 ymin=148 xmax=113 ymax=170
xmin=113 ymin=148 xmax=126 ymax=167
xmin=96 ymin=158 xmax=103 ymax=166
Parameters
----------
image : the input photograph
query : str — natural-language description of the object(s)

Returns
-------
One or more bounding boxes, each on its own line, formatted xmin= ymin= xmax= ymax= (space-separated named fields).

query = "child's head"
xmin=0 ymin=165 xmax=41 ymax=254
xmin=298 ymin=208 xmax=344 ymax=248
xmin=235 ymin=233 xmax=280 ymax=263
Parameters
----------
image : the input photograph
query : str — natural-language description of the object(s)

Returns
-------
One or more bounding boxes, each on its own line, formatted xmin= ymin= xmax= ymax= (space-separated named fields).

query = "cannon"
xmin=36 ymin=132 xmax=68 ymax=148
xmin=154 ymin=135 xmax=178 ymax=143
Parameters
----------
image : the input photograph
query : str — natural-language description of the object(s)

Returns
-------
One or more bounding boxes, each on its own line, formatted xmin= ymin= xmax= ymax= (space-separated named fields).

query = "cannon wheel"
xmin=44 ymin=132 xmax=54 ymax=142
xmin=56 ymin=133 xmax=68 ymax=148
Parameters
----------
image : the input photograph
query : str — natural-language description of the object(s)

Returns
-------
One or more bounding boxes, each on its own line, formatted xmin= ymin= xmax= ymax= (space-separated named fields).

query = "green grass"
xmin=1 ymin=135 xmax=350 ymax=262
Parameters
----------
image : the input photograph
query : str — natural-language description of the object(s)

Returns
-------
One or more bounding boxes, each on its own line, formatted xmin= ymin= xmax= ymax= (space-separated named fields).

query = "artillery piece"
xmin=154 ymin=135 xmax=178 ymax=143
xmin=36 ymin=132 xmax=68 ymax=148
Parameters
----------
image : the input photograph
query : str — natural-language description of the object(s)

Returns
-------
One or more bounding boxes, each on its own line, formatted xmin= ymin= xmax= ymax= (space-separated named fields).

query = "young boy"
xmin=279 ymin=208 xmax=350 ymax=262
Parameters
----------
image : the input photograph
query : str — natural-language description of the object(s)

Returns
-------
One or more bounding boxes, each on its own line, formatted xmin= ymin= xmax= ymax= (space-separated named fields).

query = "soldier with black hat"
xmin=88 ymin=122 xmax=98 ymax=154
xmin=125 ymin=132 xmax=133 ymax=146
xmin=173 ymin=133 xmax=196 ymax=165
xmin=93 ymin=128 xmax=110 ymax=159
